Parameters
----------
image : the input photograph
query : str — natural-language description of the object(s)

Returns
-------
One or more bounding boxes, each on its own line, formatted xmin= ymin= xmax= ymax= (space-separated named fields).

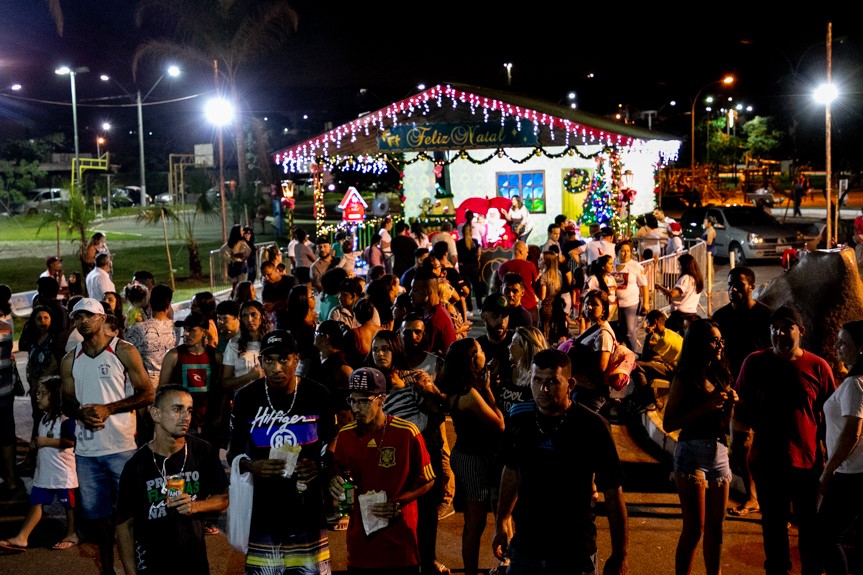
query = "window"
xmin=497 ymin=171 xmax=546 ymax=214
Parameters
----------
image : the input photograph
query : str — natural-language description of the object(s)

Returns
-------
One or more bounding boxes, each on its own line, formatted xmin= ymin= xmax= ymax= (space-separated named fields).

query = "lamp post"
xmin=55 ymin=66 xmax=89 ymax=175
xmin=690 ymin=75 xmax=734 ymax=167
xmin=205 ymin=97 xmax=234 ymax=244
xmin=101 ymin=65 xmax=180 ymax=206
xmin=504 ymin=62 xmax=513 ymax=86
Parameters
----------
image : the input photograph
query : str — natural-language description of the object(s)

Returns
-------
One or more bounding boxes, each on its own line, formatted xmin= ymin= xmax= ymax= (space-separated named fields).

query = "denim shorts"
xmin=673 ymin=438 xmax=732 ymax=487
xmin=75 ymin=450 xmax=134 ymax=519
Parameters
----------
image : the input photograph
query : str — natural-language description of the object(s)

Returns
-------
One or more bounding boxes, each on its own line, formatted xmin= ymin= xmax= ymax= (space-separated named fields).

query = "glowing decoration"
xmin=563 ymin=168 xmax=590 ymax=195
xmin=338 ymin=186 xmax=368 ymax=222
xmin=579 ymin=155 xmax=618 ymax=229
xmin=273 ymin=84 xmax=680 ymax=173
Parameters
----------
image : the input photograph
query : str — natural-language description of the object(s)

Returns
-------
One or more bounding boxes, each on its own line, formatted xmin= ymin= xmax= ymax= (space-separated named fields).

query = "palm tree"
xmin=47 ymin=0 xmax=63 ymax=35
xmin=133 ymin=0 xmax=299 ymax=195
xmin=38 ymin=186 xmax=95 ymax=275
xmin=137 ymin=175 xmax=221 ymax=284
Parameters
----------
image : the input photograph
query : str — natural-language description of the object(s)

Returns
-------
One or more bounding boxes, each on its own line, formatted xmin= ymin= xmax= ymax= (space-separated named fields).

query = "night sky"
xmin=1 ymin=1 xmax=862 ymax=170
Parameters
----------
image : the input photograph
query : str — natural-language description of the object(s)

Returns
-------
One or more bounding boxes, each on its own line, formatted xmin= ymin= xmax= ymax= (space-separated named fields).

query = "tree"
xmin=136 ymin=171 xmax=221 ymax=283
xmin=39 ymin=186 xmax=96 ymax=274
xmin=133 ymin=0 xmax=299 ymax=196
xmin=740 ymin=116 xmax=784 ymax=161
xmin=578 ymin=157 xmax=617 ymax=229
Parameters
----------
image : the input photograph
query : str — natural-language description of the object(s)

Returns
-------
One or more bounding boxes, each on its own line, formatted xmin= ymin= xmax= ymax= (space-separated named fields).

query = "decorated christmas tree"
xmin=579 ymin=157 xmax=617 ymax=228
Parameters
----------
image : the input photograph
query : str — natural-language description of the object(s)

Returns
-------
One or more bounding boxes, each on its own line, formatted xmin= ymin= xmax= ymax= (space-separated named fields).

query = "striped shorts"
xmin=245 ymin=529 xmax=331 ymax=575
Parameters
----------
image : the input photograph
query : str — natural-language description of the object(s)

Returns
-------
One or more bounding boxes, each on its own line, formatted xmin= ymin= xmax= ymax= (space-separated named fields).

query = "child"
xmin=124 ymin=283 xmax=149 ymax=326
xmin=0 ymin=375 xmax=78 ymax=552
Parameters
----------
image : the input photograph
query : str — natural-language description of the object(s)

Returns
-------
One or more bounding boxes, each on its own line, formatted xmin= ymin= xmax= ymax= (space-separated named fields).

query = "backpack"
xmin=604 ymin=338 xmax=637 ymax=391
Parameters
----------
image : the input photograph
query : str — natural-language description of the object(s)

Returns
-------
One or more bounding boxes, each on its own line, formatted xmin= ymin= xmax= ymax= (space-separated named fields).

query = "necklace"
xmin=535 ymin=410 xmax=567 ymax=435
xmin=265 ymin=378 xmax=298 ymax=414
xmin=150 ymin=441 xmax=188 ymax=495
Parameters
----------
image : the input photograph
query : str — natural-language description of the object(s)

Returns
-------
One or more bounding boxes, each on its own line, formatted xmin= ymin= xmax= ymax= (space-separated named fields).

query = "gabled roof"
xmin=273 ymin=83 xmax=680 ymax=173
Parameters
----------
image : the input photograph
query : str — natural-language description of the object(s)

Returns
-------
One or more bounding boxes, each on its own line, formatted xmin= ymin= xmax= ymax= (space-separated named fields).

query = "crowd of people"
xmin=1 ymin=206 xmax=861 ymax=575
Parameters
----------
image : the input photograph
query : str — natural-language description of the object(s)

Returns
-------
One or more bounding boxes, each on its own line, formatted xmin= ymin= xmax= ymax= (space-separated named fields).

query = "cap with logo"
xmin=69 ymin=297 xmax=107 ymax=319
xmin=347 ymin=367 xmax=387 ymax=395
xmin=481 ymin=294 xmax=510 ymax=315
xmin=770 ymin=305 xmax=804 ymax=328
xmin=260 ymin=329 xmax=299 ymax=356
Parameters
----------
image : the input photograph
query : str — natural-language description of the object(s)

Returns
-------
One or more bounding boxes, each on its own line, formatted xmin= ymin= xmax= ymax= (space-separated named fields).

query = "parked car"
xmin=679 ymin=204 xmax=814 ymax=264
xmin=156 ymin=186 xmax=220 ymax=206
xmin=101 ymin=188 xmax=135 ymax=208
xmin=15 ymin=188 xmax=69 ymax=215
xmin=120 ymin=186 xmax=153 ymax=206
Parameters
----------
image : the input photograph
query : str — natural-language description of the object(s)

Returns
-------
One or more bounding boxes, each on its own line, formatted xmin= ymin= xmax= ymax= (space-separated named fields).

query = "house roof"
xmin=273 ymin=83 xmax=680 ymax=173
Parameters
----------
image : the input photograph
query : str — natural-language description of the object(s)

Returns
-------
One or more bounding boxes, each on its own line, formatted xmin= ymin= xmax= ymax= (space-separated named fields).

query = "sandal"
xmin=489 ymin=558 xmax=510 ymax=575
xmin=727 ymin=504 xmax=760 ymax=517
xmin=0 ymin=539 xmax=27 ymax=554
xmin=52 ymin=537 xmax=79 ymax=550
xmin=203 ymin=525 xmax=220 ymax=535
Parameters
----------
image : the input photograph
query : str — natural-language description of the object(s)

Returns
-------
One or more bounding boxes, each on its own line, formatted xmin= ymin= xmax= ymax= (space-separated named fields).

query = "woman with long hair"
xmin=817 ymin=320 xmax=863 ymax=574
xmin=560 ymin=289 xmax=616 ymax=413
xmin=221 ymin=300 xmax=270 ymax=392
xmin=284 ymin=283 xmax=320 ymax=377
xmin=191 ymin=291 xmax=219 ymax=348
xmin=456 ymin=221 xmax=484 ymax=313
xmin=411 ymin=221 xmax=431 ymax=249
xmin=656 ymin=252 xmax=704 ymax=334
xmin=223 ymin=223 xmax=252 ymax=297
xmin=101 ymin=291 xmax=126 ymax=339
xmin=504 ymin=195 xmax=533 ymax=242
xmin=663 ymin=318 xmax=736 ymax=575
xmin=82 ymin=232 xmax=111 ymax=276
xmin=366 ymin=274 xmax=399 ymax=330
xmin=496 ymin=326 xmax=547 ymax=418
xmin=614 ymin=239 xmax=649 ymax=351
xmin=438 ymin=338 xmax=505 ymax=575
xmin=585 ymin=254 xmax=617 ymax=328
xmin=537 ymin=250 xmax=566 ymax=343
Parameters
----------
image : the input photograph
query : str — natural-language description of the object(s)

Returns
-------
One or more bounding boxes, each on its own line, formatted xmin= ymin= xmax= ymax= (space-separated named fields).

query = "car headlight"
xmin=748 ymin=232 xmax=763 ymax=244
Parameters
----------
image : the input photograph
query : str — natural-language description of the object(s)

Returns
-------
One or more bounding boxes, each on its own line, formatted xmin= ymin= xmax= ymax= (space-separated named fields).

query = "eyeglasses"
xmin=708 ymin=337 xmax=725 ymax=347
xmin=346 ymin=395 xmax=382 ymax=407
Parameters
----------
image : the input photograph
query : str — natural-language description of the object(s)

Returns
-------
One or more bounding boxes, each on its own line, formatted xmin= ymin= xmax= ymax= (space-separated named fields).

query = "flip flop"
xmin=727 ymin=505 xmax=760 ymax=517
xmin=0 ymin=539 xmax=27 ymax=553
xmin=52 ymin=538 xmax=79 ymax=550
xmin=203 ymin=525 xmax=220 ymax=535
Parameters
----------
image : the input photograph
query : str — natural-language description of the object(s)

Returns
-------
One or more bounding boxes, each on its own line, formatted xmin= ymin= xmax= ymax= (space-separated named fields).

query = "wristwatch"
xmin=393 ymin=501 xmax=401 ymax=515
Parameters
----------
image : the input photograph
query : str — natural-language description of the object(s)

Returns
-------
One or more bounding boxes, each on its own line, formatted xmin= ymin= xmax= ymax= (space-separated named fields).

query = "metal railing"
xmin=208 ymin=241 xmax=277 ymax=295
xmin=646 ymin=239 xmax=712 ymax=316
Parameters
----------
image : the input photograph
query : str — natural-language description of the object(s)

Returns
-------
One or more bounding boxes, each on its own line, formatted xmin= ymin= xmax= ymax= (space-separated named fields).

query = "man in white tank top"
xmin=61 ymin=298 xmax=153 ymax=575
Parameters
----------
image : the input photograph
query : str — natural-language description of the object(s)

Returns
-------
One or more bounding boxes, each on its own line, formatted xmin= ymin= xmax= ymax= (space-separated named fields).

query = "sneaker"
xmin=437 ymin=503 xmax=455 ymax=520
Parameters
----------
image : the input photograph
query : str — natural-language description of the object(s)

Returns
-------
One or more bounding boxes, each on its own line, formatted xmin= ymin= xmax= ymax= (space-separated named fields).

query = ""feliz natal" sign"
xmin=377 ymin=121 xmax=537 ymax=151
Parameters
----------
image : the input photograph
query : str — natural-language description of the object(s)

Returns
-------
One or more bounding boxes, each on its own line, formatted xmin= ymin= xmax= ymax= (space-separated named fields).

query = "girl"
xmin=498 ymin=326 xmax=547 ymax=418
xmin=0 ymin=284 xmax=17 ymax=493
xmin=101 ymin=291 xmax=126 ymax=337
xmin=585 ymin=254 xmax=617 ymax=321
xmin=284 ymin=284 xmax=320 ymax=377
xmin=438 ymin=338 xmax=505 ymax=575
xmin=366 ymin=274 xmax=400 ymax=330
xmin=411 ymin=221 xmax=431 ymax=250
xmin=655 ymin=253 xmax=704 ymax=334
xmin=663 ymin=319 xmax=736 ymax=575
xmin=123 ymin=283 xmax=149 ymax=326
xmin=232 ymin=280 xmax=257 ymax=306
xmin=223 ymin=224 xmax=251 ymax=297
xmin=0 ymin=375 xmax=79 ymax=552
xmin=456 ymin=221 xmax=484 ymax=313
xmin=190 ymin=291 xmax=219 ymax=348
xmin=222 ymin=300 xmax=270 ymax=392
xmin=537 ymin=250 xmax=567 ymax=344
xmin=817 ymin=320 xmax=863 ymax=575
xmin=613 ymin=239 xmax=649 ymax=352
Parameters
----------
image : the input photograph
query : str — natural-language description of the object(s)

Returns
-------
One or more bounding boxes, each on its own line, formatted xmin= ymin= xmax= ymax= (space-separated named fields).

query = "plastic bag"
xmin=226 ymin=454 xmax=253 ymax=554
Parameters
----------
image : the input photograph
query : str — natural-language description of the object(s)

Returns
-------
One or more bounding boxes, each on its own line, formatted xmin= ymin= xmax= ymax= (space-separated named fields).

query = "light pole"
xmin=205 ymin=97 xmax=234 ymax=244
xmin=55 ymin=65 xmax=89 ymax=176
xmin=690 ymin=75 xmax=734 ymax=167
xmin=101 ymin=65 xmax=180 ymax=206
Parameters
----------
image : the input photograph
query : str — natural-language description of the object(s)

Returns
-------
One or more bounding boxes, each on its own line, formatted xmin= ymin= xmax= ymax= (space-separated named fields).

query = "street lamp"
xmin=504 ymin=62 xmax=513 ymax=86
xmin=55 ymin=65 xmax=90 ymax=174
xmin=815 ymin=22 xmax=837 ymax=248
xmin=690 ymin=75 xmax=734 ymax=167
xmin=96 ymin=122 xmax=110 ymax=157
xmin=101 ymin=65 xmax=181 ymax=206
xmin=205 ymin=97 xmax=234 ymax=244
